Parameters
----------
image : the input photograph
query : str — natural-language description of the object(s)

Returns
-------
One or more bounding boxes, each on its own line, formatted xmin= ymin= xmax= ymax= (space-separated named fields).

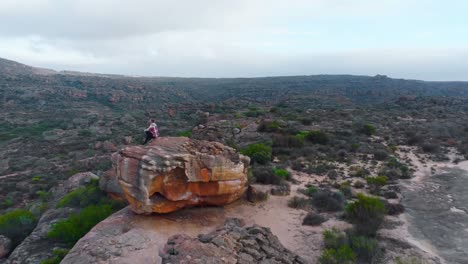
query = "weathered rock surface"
xmin=160 ymin=218 xmax=307 ymax=264
xmin=114 ymin=137 xmax=250 ymax=214
xmin=0 ymin=235 xmax=12 ymax=259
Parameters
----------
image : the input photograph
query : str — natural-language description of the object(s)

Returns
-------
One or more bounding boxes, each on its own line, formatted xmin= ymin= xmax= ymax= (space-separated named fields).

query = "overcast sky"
xmin=0 ymin=0 xmax=467 ymax=80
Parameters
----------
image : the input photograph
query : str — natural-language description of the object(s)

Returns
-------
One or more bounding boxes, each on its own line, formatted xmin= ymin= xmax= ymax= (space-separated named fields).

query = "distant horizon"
xmin=4 ymin=56 xmax=468 ymax=83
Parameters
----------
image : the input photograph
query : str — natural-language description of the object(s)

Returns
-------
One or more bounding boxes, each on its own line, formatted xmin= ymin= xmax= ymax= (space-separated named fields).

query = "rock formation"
xmin=113 ymin=137 xmax=250 ymax=214
xmin=160 ymin=218 xmax=307 ymax=264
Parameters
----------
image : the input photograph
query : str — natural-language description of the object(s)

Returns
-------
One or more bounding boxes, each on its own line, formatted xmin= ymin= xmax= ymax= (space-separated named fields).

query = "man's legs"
xmin=143 ymin=131 xmax=153 ymax=144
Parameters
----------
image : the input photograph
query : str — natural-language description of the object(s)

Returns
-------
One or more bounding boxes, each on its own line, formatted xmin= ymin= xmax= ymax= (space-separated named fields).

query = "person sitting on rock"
xmin=143 ymin=119 xmax=159 ymax=144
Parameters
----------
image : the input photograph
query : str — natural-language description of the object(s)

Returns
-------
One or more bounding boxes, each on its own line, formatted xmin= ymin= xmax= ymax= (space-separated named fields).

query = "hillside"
xmin=1 ymin=57 xmax=468 ymax=263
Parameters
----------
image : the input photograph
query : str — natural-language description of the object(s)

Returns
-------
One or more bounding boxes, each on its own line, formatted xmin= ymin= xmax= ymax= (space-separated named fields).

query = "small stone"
xmin=0 ymin=235 xmax=12 ymax=259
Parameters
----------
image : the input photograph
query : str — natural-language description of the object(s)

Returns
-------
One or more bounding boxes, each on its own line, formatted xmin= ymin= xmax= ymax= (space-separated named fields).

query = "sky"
xmin=0 ymin=0 xmax=467 ymax=80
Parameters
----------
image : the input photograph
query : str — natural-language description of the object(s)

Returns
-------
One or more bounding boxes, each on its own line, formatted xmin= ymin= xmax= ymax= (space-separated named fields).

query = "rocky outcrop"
xmin=5 ymin=208 xmax=76 ymax=264
xmin=113 ymin=137 xmax=250 ymax=214
xmin=160 ymin=218 xmax=307 ymax=264
xmin=2 ymin=172 xmax=96 ymax=264
xmin=191 ymin=120 xmax=269 ymax=147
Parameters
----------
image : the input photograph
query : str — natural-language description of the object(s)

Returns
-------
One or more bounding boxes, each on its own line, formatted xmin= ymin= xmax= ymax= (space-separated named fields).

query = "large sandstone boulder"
xmin=114 ymin=137 xmax=250 ymax=214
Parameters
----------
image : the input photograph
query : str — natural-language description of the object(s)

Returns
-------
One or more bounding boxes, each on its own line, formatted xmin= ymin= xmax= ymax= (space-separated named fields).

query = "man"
xmin=143 ymin=119 xmax=159 ymax=144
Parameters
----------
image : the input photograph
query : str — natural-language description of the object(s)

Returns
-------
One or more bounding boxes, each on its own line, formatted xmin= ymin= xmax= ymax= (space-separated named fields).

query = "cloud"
xmin=0 ymin=0 xmax=466 ymax=80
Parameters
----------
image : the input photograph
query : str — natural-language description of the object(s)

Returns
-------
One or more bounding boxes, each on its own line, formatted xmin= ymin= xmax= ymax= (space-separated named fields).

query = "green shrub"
xmin=323 ymin=228 xmax=347 ymax=249
xmin=360 ymin=124 xmax=376 ymax=136
xmin=252 ymin=166 xmax=284 ymax=185
xmin=272 ymin=134 xmax=304 ymax=148
xmin=319 ymin=245 xmax=356 ymax=264
xmin=244 ymin=109 xmax=264 ymax=117
xmin=0 ymin=209 xmax=37 ymax=247
xmin=348 ymin=235 xmax=379 ymax=262
xmin=57 ymin=185 xmax=102 ymax=208
xmin=241 ymin=143 xmax=272 ymax=164
xmin=48 ymin=204 xmax=114 ymax=245
xmin=366 ymin=176 xmax=388 ymax=186
xmin=306 ymin=186 xmax=318 ymax=196
xmin=346 ymin=194 xmax=386 ymax=236
xmin=78 ymin=129 xmax=93 ymax=137
xmin=257 ymin=120 xmax=282 ymax=133
xmin=350 ymin=143 xmax=360 ymax=152
xmin=1 ymin=197 xmax=14 ymax=208
xmin=305 ymin=130 xmax=329 ymax=144
xmin=339 ymin=182 xmax=352 ymax=198
xmin=36 ymin=190 xmax=51 ymax=202
xmin=40 ymin=248 xmax=69 ymax=264
xmin=273 ymin=168 xmax=290 ymax=180
xmin=177 ymin=130 xmax=192 ymax=137
xmin=66 ymin=168 xmax=81 ymax=177
xmin=57 ymin=179 xmax=124 ymax=209
xmin=95 ymin=160 xmax=112 ymax=171
xmin=31 ymin=176 xmax=43 ymax=182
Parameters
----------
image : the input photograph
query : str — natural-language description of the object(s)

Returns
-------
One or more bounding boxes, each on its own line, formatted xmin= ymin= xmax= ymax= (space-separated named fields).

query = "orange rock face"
xmin=114 ymin=137 xmax=250 ymax=214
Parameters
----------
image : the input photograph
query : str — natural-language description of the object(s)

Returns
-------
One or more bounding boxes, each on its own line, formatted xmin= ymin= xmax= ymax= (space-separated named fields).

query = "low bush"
xmin=373 ymin=150 xmax=388 ymax=161
xmin=346 ymin=194 xmax=386 ymax=236
xmin=366 ymin=176 xmax=388 ymax=187
xmin=319 ymin=245 xmax=356 ymax=264
xmin=257 ymin=120 xmax=283 ymax=133
xmin=287 ymin=196 xmax=309 ymax=210
xmin=305 ymin=130 xmax=329 ymax=145
xmin=422 ymin=143 xmax=439 ymax=153
xmin=302 ymin=212 xmax=326 ymax=226
xmin=241 ymin=143 xmax=272 ymax=164
xmin=57 ymin=181 xmax=102 ymax=208
xmin=323 ymin=228 xmax=348 ymax=249
xmin=360 ymin=124 xmax=376 ymax=136
xmin=252 ymin=166 xmax=283 ymax=185
xmin=306 ymin=186 xmax=318 ymax=196
xmin=78 ymin=129 xmax=93 ymax=137
xmin=48 ymin=204 xmax=114 ymax=245
xmin=321 ymin=229 xmax=380 ymax=263
xmin=272 ymin=168 xmax=291 ymax=181
xmin=0 ymin=209 xmax=37 ymax=247
xmin=312 ymin=190 xmax=345 ymax=212
xmin=177 ymin=130 xmax=192 ymax=137
xmin=57 ymin=179 xmax=124 ymax=209
xmin=339 ymin=182 xmax=352 ymax=198
xmin=348 ymin=235 xmax=380 ymax=262
xmin=272 ymin=134 xmax=304 ymax=148
xmin=40 ymin=248 xmax=69 ymax=264
xmin=36 ymin=190 xmax=51 ymax=202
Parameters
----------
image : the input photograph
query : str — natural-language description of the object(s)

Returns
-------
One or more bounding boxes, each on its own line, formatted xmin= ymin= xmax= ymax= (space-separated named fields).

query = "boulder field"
xmin=111 ymin=137 xmax=250 ymax=214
